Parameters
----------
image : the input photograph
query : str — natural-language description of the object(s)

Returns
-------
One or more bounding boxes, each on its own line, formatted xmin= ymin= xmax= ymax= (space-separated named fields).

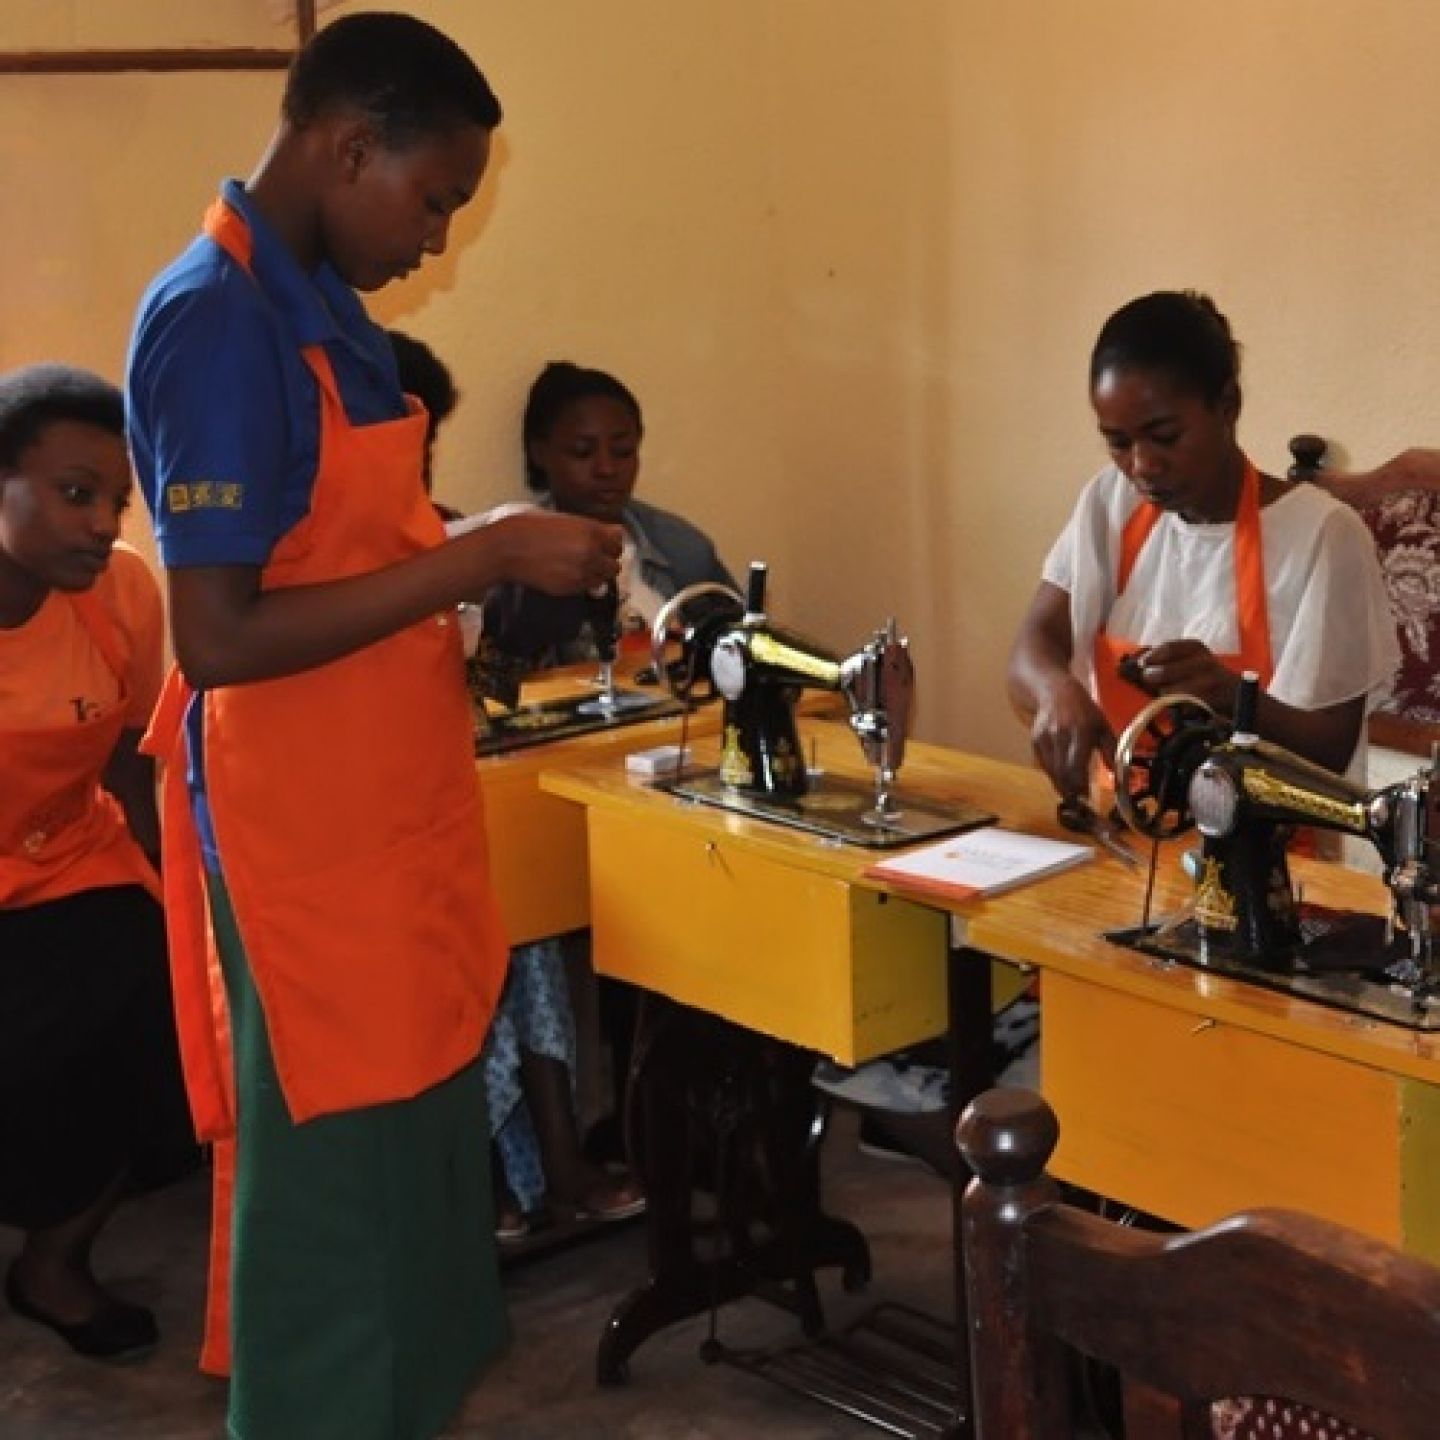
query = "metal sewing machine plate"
xmin=474 ymin=689 xmax=684 ymax=757
xmin=659 ymin=769 xmax=994 ymax=849
xmin=1106 ymin=911 xmax=1440 ymax=1030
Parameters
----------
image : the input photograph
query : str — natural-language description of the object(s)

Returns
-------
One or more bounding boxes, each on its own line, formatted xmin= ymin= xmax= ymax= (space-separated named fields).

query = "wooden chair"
xmin=1288 ymin=435 xmax=1440 ymax=755
xmin=956 ymin=1087 xmax=1440 ymax=1440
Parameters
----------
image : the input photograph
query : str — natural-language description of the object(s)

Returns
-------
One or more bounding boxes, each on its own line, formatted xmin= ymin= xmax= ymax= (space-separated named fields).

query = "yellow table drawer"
xmin=476 ymin=695 xmax=723 ymax=947
xmin=585 ymin=807 xmax=948 ymax=1065
xmin=1044 ymin=970 xmax=1411 ymax=1245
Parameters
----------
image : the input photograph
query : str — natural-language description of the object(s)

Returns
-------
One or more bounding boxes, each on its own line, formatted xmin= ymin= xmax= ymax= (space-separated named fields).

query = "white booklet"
xmin=864 ymin=826 xmax=1093 ymax=902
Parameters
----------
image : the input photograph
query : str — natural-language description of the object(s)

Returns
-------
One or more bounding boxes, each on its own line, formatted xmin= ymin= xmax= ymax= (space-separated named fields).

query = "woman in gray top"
xmin=484 ymin=361 xmax=734 ymax=1238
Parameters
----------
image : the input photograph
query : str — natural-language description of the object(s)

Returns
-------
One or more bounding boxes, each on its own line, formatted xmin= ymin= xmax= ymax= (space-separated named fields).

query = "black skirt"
xmin=0 ymin=883 xmax=199 ymax=1229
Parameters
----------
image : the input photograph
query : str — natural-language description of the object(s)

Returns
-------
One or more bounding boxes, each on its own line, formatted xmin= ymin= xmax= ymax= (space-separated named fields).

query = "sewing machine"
xmin=1107 ymin=675 xmax=1440 ymax=1029
xmin=469 ymin=581 xmax=682 ymax=756
xmin=647 ymin=561 xmax=992 ymax=847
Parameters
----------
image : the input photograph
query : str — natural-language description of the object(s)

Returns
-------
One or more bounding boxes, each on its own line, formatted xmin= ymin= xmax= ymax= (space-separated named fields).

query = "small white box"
xmin=625 ymin=744 xmax=692 ymax=780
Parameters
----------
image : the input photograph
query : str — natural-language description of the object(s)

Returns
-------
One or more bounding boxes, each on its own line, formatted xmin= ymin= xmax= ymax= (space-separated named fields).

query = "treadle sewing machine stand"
xmin=595 ymin=996 xmax=869 ymax=1379
xmin=553 ymin=565 xmax=998 ymax=1438
xmin=686 ymin=946 xmax=996 ymax=1440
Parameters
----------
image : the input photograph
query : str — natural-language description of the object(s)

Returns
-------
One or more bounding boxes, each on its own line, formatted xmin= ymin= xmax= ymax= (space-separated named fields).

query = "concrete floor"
xmin=0 ymin=1112 xmax=962 ymax=1440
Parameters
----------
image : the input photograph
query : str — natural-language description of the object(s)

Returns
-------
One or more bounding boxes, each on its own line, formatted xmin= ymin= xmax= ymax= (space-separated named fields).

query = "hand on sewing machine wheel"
xmin=1133 ymin=640 xmax=1239 ymax=717
xmin=1030 ymin=673 xmax=1116 ymax=798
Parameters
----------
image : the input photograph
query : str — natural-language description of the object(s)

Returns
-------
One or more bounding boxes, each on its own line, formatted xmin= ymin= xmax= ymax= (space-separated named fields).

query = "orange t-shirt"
xmin=0 ymin=542 xmax=163 ymax=733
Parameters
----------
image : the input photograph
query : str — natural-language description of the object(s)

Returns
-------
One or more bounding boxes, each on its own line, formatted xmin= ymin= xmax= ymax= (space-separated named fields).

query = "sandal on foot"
xmin=567 ymin=1176 xmax=647 ymax=1223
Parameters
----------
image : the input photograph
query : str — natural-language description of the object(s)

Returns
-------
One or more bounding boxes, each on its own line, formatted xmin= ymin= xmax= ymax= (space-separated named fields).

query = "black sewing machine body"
xmin=1108 ymin=694 xmax=1440 ymax=1030
xmin=649 ymin=565 xmax=993 ymax=848
xmin=468 ymin=580 xmax=682 ymax=756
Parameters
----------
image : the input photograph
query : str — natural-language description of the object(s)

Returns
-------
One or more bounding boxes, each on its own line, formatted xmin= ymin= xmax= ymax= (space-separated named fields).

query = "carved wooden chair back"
xmin=957 ymin=1087 xmax=1440 ymax=1440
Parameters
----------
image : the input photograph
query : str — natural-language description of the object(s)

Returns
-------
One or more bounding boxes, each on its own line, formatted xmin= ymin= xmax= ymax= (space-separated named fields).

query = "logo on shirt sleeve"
xmin=166 ymin=481 xmax=244 ymax=513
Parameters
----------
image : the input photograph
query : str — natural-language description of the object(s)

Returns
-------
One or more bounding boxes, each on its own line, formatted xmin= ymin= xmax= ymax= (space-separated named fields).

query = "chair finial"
xmin=956 ymin=1087 xmax=1058 ymax=1187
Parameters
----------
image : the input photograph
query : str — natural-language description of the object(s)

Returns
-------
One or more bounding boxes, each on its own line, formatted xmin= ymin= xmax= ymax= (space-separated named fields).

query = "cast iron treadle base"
xmin=711 ymin=1302 xmax=965 ymax=1439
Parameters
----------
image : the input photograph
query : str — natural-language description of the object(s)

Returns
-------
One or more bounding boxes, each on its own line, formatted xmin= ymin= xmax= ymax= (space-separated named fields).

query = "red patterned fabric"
xmin=1359 ymin=491 xmax=1440 ymax=723
xmin=1212 ymin=1395 xmax=1373 ymax=1439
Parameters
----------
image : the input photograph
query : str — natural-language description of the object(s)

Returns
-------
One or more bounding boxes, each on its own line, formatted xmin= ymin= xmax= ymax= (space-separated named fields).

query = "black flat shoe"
xmin=5 ymin=1265 xmax=158 ymax=1359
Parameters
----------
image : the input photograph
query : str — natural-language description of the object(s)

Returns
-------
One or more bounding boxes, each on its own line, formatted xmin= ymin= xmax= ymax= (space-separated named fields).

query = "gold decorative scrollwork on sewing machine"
xmin=1239 ymin=769 xmax=1369 ymax=832
xmin=1193 ymin=856 xmax=1239 ymax=933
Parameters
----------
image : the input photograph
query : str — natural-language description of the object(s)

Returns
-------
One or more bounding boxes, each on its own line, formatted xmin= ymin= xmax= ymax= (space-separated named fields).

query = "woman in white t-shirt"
xmin=1009 ymin=290 xmax=1399 ymax=798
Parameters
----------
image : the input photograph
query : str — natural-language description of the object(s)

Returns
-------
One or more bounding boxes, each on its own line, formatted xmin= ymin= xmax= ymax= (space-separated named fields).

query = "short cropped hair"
xmin=0 ymin=364 xmax=124 ymax=475
xmin=283 ymin=12 xmax=502 ymax=148
xmin=1089 ymin=290 xmax=1241 ymax=406
xmin=522 ymin=362 xmax=643 ymax=492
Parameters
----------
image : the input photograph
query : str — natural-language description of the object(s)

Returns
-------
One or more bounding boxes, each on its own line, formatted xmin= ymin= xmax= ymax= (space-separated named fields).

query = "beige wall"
xmin=4 ymin=1 xmax=1440 ymax=764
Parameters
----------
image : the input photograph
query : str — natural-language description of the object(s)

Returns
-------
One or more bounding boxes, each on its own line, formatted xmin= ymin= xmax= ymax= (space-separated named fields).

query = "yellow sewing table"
xmin=474 ymin=664 xmax=719 ymax=946
xmin=543 ymin=719 xmax=1440 ymax=1260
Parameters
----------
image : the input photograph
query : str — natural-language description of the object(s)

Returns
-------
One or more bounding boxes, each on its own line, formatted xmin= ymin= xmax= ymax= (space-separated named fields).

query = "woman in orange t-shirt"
xmin=0 ymin=365 xmax=196 ymax=1359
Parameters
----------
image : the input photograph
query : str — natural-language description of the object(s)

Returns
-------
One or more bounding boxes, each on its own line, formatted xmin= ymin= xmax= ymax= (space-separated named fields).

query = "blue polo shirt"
xmin=126 ymin=180 xmax=415 ymax=866
xmin=127 ymin=179 xmax=408 ymax=564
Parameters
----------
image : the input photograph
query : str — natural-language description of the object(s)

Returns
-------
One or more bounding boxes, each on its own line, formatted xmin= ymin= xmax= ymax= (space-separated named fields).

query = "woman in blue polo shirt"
xmin=126 ymin=16 xmax=620 ymax=1440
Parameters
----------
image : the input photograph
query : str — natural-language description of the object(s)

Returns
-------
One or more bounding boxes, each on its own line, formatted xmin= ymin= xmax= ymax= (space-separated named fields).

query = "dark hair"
xmin=0 ymin=364 xmax=124 ymax=475
xmin=522 ymin=362 xmax=643 ymax=492
xmin=283 ymin=12 xmax=502 ymax=148
xmin=388 ymin=330 xmax=457 ymax=428
xmin=1089 ymin=290 xmax=1241 ymax=406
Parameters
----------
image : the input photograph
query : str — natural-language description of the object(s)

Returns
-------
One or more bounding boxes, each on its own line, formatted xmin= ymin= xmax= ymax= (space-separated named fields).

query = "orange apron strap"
xmin=143 ymin=662 xmax=239 ymax=1370
xmin=202 ymin=197 xmax=254 ymax=273
xmin=1232 ymin=458 xmax=1275 ymax=685
xmin=301 ymin=342 xmax=344 ymax=408
xmin=1096 ymin=457 xmax=1275 ymax=733
xmin=143 ymin=665 xmax=239 ymax=1376
xmin=142 ymin=667 xmax=236 ymax=1143
xmin=1116 ymin=500 xmax=1163 ymax=594
xmin=1097 ymin=500 xmax=1169 ymax=732
xmin=1093 ymin=631 xmax=1151 ymax=736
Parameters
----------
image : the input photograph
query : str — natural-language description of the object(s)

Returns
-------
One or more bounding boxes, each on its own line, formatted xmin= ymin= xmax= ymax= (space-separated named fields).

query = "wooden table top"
xmin=542 ymin=717 xmax=1440 ymax=1085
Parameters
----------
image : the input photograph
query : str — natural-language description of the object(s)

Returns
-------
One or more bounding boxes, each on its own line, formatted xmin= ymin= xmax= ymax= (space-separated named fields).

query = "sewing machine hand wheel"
xmin=1113 ymin=694 xmax=1229 ymax=840
xmin=650 ymin=582 xmax=745 ymax=705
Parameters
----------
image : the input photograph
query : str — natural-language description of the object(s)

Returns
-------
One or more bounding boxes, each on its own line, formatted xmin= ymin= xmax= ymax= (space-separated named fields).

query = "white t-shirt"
xmin=1042 ymin=466 xmax=1400 ymax=718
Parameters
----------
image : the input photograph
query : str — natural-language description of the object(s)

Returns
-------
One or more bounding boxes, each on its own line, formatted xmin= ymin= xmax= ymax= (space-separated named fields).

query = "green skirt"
xmin=210 ymin=876 xmax=508 ymax=1440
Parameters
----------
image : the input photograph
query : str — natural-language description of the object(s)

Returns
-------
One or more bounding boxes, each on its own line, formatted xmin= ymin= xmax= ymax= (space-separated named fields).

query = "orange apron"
xmin=143 ymin=197 xmax=508 ymax=1373
xmin=1093 ymin=456 xmax=1274 ymax=735
xmin=0 ymin=589 xmax=159 ymax=908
